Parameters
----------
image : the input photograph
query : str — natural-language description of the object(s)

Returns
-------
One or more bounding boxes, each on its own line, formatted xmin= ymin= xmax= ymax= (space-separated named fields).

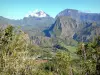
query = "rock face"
xmin=73 ymin=24 xmax=100 ymax=42
xmin=44 ymin=9 xmax=100 ymax=42
xmin=47 ymin=16 xmax=78 ymax=38
xmin=59 ymin=16 xmax=77 ymax=38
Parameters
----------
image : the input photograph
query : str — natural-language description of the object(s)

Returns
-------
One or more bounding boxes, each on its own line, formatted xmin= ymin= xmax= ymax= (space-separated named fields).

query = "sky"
xmin=0 ymin=0 xmax=100 ymax=19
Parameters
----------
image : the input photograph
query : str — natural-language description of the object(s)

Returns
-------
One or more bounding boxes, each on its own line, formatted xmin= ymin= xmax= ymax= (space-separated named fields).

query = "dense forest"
xmin=0 ymin=25 xmax=100 ymax=75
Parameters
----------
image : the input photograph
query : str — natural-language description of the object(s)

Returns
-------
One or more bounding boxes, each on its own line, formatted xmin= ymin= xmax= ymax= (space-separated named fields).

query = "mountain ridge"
xmin=0 ymin=9 xmax=100 ymax=43
xmin=0 ymin=10 xmax=54 ymax=28
xmin=56 ymin=9 xmax=100 ymax=22
xmin=44 ymin=9 xmax=100 ymax=42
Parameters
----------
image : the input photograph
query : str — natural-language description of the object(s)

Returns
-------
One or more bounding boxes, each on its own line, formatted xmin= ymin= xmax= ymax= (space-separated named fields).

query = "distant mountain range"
xmin=0 ymin=10 xmax=54 ymax=28
xmin=0 ymin=9 xmax=100 ymax=43
xmin=0 ymin=10 xmax=55 ymax=38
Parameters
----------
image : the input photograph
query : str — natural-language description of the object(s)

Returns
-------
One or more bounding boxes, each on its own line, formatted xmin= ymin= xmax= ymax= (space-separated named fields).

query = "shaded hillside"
xmin=45 ymin=16 xmax=78 ymax=38
xmin=73 ymin=23 xmax=100 ymax=42
xmin=44 ymin=9 xmax=100 ymax=43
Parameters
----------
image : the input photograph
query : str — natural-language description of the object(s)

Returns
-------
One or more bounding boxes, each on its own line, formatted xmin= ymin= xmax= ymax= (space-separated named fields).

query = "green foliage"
xmin=0 ymin=25 xmax=100 ymax=75
xmin=76 ymin=36 xmax=100 ymax=75
xmin=0 ymin=25 xmax=35 ymax=75
xmin=40 ymin=51 xmax=76 ymax=75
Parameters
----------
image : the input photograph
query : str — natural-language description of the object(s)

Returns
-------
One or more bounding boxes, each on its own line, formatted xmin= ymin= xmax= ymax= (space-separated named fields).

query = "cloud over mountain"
xmin=25 ymin=9 xmax=49 ymax=17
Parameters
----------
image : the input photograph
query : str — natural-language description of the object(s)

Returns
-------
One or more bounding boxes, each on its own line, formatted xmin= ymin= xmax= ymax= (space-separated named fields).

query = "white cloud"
xmin=25 ymin=9 xmax=47 ymax=17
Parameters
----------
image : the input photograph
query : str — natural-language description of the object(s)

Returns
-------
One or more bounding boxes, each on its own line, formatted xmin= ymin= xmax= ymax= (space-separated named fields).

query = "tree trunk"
xmin=96 ymin=56 xmax=100 ymax=75
xmin=70 ymin=64 xmax=73 ymax=75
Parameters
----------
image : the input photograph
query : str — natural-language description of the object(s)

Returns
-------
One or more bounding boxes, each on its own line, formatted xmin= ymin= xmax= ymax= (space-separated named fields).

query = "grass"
xmin=66 ymin=46 xmax=77 ymax=53
xmin=65 ymin=46 xmax=79 ymax=59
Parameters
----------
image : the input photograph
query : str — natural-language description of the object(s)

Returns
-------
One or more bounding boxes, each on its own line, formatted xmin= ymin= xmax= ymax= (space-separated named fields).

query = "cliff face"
xmin=44 ymin=9 xmax=100 ymax=42
xmin=48 ymin=16 xmax=77 ymax=38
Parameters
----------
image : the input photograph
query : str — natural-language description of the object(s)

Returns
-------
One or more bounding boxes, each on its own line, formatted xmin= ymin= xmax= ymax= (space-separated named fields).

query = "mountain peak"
xmin=25 ymin=9 xmax=49 ymax=18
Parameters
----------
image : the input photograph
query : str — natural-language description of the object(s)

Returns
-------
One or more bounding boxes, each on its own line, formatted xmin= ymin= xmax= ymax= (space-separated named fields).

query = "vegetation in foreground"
xmin=0 ymin=25 xmax=100 ymax=75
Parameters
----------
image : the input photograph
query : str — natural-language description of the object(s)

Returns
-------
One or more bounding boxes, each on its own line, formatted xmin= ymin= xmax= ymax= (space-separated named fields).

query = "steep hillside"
xmin=73 ymin=23 xmax=100 ymax=42
xmin=44 ymin=9 xmax=100 ymax=42
xmin=45 ymin=16 xmax=78 ymax=38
